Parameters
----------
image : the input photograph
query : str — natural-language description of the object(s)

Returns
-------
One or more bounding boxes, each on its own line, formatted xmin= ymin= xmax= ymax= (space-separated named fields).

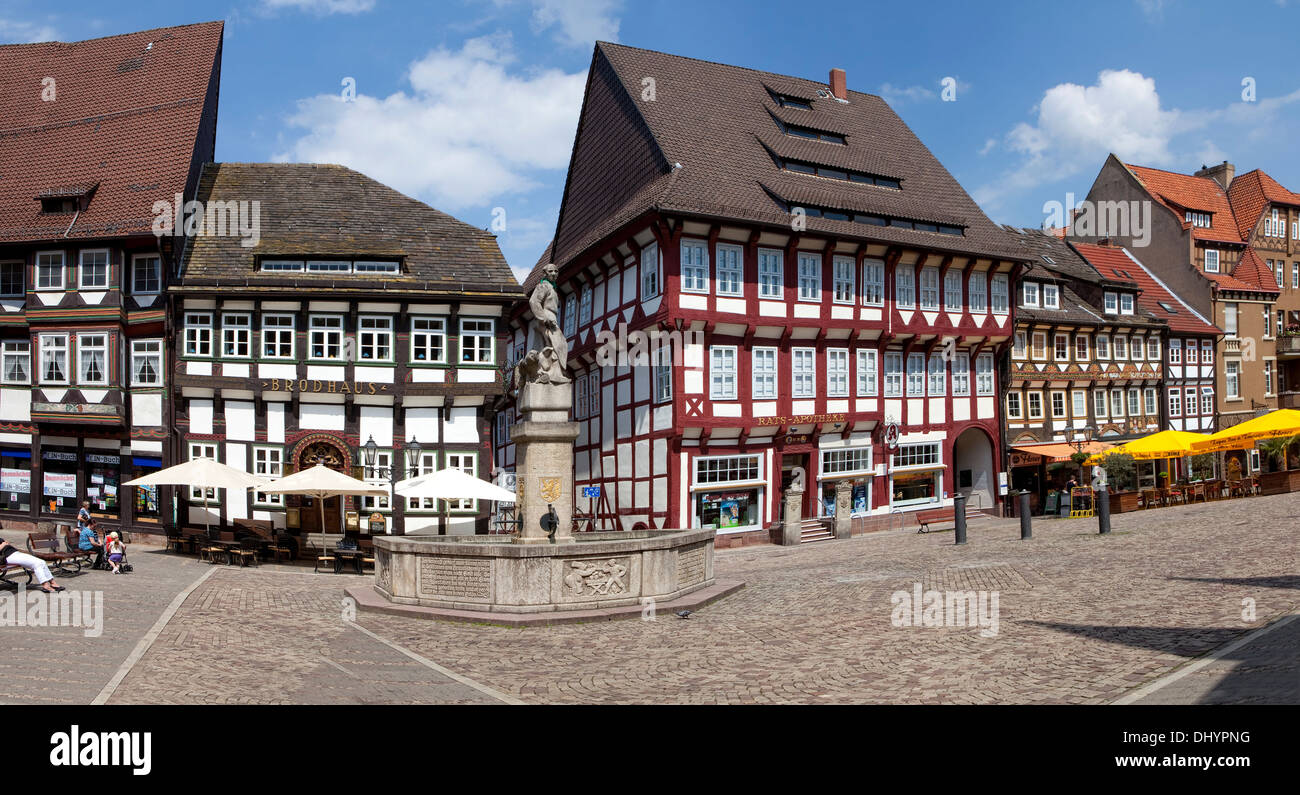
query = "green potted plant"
xmin=1095 ymin=451 xmax=1140 ymax=512
xmin=1258 ymin=434 xmax=1300 ymax=494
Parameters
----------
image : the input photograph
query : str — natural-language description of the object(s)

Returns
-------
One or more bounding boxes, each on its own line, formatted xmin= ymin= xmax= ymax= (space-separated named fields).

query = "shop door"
xmin=300 ymin=495 xmax=342 ymax=535
xmin=780 ymin=453 xmax=812 ymax=520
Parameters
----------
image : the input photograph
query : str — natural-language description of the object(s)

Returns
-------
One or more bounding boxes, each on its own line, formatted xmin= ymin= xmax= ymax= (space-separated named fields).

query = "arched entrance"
xmin=952 ymin=427 xmax=995 ymax=512
xmin=295 ymin=438 xmax=350 ymax=536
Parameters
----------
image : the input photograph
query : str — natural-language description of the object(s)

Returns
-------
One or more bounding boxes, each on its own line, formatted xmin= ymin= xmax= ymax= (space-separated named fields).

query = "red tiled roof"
xmin=1124 ymin=163 xmax=1242 ymax=244
xmin=1226 ymin=246 xmax=1280 ymax=293
xmin=1074 ymin=243 xmax=1220 ymax=336
xmin=1225 ymin=169 xmax=1300 ymax=241
xmin=0 ymin=21 xmax=223 ymax=242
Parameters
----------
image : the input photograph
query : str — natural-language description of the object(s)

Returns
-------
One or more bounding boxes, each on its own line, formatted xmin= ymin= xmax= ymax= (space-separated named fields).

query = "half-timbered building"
xmin=173 ymin=163 xmax=521 ymax=537
xmin=0 ymin=22 xmax=222 ymax=535
xmin=495 ymin=44 xmax=1026 ymax=545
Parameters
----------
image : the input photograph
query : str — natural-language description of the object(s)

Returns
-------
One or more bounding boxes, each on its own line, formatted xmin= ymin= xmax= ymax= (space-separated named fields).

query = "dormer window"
xmin=780 ymin=121 xmax=845 ymax=144
xmin=261 ymin=260 xmax=304 ymax=272
xmin=1185 ymin=210 xmax=1211 ymax=228
xmin=1120 ymin=294 xmax=1134 ymax=315
xmin=40 ymin=198 xmax=78 ymax=214
xmin=1021 ymin=282 xmax=1039 ymax=307
xmin=307 ymin=260 xmax=350 ymax=273
xmin=1042 ymin=283 xmax=1059 ymax=309
xmin=776 ymin=157 xmax=899 ymax=188
xmin=1204 ymin=249 xmax=1220 ymax=273
xmin=769 ymin=90 xmax=812 ymax=110
xmin=1104 ymin=291 xmax=1118 ymax=314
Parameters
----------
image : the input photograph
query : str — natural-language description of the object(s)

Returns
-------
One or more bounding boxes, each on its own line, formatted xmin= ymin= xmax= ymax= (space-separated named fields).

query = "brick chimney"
xmin=1195 ymin=161 xmax=1235 ymax=190
xmin=829 ymin=68 xmax=847 ymax=100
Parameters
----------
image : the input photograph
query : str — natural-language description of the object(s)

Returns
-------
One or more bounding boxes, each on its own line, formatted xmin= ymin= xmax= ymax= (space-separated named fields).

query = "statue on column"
xmin=513 ymin=263 xmax=570 ymax=394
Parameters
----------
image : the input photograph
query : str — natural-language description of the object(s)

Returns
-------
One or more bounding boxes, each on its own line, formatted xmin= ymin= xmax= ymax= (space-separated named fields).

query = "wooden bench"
xmin=27 ymin=533 xmax=83 ymax=575
xmin=305 ymin=533 xmax=345 ymax=573
xmin=1 ymin=561 xmax=32 ymax=586
xmin=915 ymin=505 xmax=988 ymax=534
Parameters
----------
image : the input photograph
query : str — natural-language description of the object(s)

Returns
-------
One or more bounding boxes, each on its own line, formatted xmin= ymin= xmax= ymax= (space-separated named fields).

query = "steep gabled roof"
xmin=539 ymin=42 xmax=1025 ymax=285
xmin=1075 ymin=243 xmax=1219 ymax=336
xmin=1006 ymin=229 xmax=1161 ymax=327
xmin=1223 ymin=246 xmax=1280 ymax=293
xmin=178 ymin=163 xmax=520 ymax=294
xmin=1124 ymin=163 xmax=1242 ymax=245
xmin=1226 ymin=168 xmax=1300 ymax=240
xmin=0 ymin=21 xmax=223 ymax=242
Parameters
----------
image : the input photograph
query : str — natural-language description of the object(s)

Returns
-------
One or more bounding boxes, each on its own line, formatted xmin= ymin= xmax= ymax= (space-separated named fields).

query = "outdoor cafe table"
xmin=333 ymin=547 xmax=365 ymax=574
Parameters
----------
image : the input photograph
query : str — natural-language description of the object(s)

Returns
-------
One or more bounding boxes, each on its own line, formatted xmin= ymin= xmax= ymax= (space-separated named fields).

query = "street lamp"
xmin=1069 ymin=425 xmax=1095 ymax=456
xmin=362 ymin=435 xmax=421 ymax=535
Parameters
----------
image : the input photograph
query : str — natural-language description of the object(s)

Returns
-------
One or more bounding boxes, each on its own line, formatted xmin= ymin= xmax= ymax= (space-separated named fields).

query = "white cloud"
xmin=878 ymin=83 xmax=935 ymax=104
xmin=527 ymin=0 xmax=621 ymax=48
xmin=260 ymin=0 xmax=376 ymax=15
xmin=976 ymin=69 xmax=1179 ymax=209
xmin=978 ymin=138 xmax=997 ymax=156
xmin=0 ymin=17 xmax=59 ymax=43
xmin=274 ymin=32 xmax=586 ymax=211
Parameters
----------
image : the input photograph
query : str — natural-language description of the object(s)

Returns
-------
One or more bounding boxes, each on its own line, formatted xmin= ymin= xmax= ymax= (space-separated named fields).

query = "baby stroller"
xmin=102 ymin=530 xmax=133 ymax=574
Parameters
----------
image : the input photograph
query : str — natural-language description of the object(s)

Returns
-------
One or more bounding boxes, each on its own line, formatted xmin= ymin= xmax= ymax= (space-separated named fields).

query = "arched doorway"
xmin=296 ymin=439 xmax=349 ymax=535
xmin=952 ymin=427 xmax=995 ymax=512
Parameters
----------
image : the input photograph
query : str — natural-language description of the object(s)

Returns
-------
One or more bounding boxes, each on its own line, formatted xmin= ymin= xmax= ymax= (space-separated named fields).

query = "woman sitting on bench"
xmin=0 ymin=536 xmax=66 ymax=593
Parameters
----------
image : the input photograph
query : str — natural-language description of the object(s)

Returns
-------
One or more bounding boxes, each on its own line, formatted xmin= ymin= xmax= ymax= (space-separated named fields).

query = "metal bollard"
xmin=953 ymin=492 xmax=967 ymax=545
xmin=1018 ymin=490 xmax=1032 ymax=540
xmin=1097 ymin=488 xmax=1111 ymax=535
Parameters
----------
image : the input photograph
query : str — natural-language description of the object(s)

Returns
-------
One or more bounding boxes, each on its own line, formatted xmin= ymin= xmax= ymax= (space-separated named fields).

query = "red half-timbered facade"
xmin=495 ymin=44 xmax=1026 ymax=543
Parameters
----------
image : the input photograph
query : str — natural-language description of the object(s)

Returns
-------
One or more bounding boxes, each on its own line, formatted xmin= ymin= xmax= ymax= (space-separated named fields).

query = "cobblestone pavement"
xmin=9 ymin=492 xmax=1298 ymax=705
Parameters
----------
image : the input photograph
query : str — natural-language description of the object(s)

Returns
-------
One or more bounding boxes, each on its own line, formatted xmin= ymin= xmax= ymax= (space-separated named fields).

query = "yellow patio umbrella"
xmin=1189 ymin=409 xmax=1300 ymax=453
xmin=1084 ymin=430 xmax=1209 ymax=465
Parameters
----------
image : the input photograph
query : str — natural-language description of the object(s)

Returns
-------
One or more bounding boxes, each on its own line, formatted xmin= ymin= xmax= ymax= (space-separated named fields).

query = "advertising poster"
xmin=1 ymin=467 xmax=30 ymax=494
xmin=43 ymin=472 xmax=77 ymax=498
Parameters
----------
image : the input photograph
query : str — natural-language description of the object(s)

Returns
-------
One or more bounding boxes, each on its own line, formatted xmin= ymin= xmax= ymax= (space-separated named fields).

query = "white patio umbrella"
xmin=259 ymin=464 xmax=387 ymax=537
xmin=123 ymin=457 xmax=264 ymax=535
xmin=394 ymin=467 xmax=517 ymax=503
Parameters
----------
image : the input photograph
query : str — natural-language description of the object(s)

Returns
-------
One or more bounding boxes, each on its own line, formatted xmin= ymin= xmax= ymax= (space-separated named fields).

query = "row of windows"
xmin=707 ymin=347 xmax=996 ymax=400
xmin=561 ymin=241 xmax=664 ymax=338
xmin=1007 ymin=388 xmax=1165 ymax=421
xmin=1261 ymin=209 xmax=1300 ymax=240
xmin=1013 ymin=331 xmax=1176 ymax=362
xmin=182 ymin=313 xmax=495 ymax=365
xmin=259 ymin=259 xmax=400 ymax=274
xmin=1 ymin=253 xmax=161 ymax=296
xmin=1268 ymin=260 xmax=1300 ymax=290
xmin=3 ymin=336 xmax=163 ymax=386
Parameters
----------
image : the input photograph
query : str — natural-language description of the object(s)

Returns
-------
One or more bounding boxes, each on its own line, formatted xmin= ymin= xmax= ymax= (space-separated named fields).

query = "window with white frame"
xmin=951 ymin=352 xmax=970 ymax=396
xmin=1104 ymin=292 xmax=1118 ymax=314
xmin=1021 ymin=281 xmax=1039 ymax=307
xmin=189 ymin=443 xmax=219 ymax=500
xmin=1168 ymin=388 xmax=1182 ymax=417
xmin=991 ymin=273 xmax=1009 ymax=314
xmin=77 ymin=334 xmax=107 ymax=385
xmin=968 ymin=271 xmax=987 ymax=313
xmin=309 ymin=315 xmax=344 ymax=360
xmin=927 ymin=354 xmax=946 ymax=396
xmin=408 ymin=451 xmax=440 ymax=511
xmin=1042 ymin=283 xmax=1059 ymax=309
xmin=78 ymin=249 xmax=110 ymax=289
xmin=587 ymin=371 xmax=600 ymax=415
xmin=563 ymin=294 xmax=577 ymax=338
xmin=1224 ymin=302 xmax=1238 ymax=336
xmin=222 ymin=313 xmax=251 ymax=358
xmin=681 ymin=240 xmax=709 ymax=293
xmin=1146 ymin=336 xmax=1160 ymax=360
xmin=1200 ymin=387 xmax=1214 ymax=415
xmin=944 ymin=270 xmax=962 ymax=311
xmin=1200 ymin=340 xmax=1212 ymax=364
xmin=358 ymin=316 xmax=393 ymax=361
xmin=1094 ymin=389 xmax=1108 ymax=418
xmin=1075 ymin=334 xmax=1090 ymax=361
xmin=827 ymin=349 xmax=849 ymax=397
xmin=460 ymin=318 xmax=495 ymax=364
xmin=411 ymin=317 xmax=446 ymax=363
xmin=1130 ymin=336 xmax=1143 ymax=361
xmin=710 ymin=346 xmax=737 ymax=400
xmin=579 ymin=284 xmax=592 ymax=325
xmin=253 ymin=447 xmax=284 ymax=506
xmin=653 ymin=353 xmax=672 ymax=403
xmin=575 ymin=376 xmax=589 ymax=419
xmin=758 ymin=248 xmax=783 ymax=299
xmin=1027 ymin=391 xmax=1043 ymax=419
xmin=642 ymin=242 xmax=661 ymax=299
xmin=1013 ymin=331 xmax=1027 ymax=359
xmin=895 ymin=264 xmax=915 ymax=308
xmin=1264 ymin=361 xmax=1273 ymax=395
xmin=884 ymin=352 xmax=903 ymax=397
xmin=906 ymin=352 xmax=925 ymax=396
xmin=1185 ymin=387 xmax=1197 ymax=416
xmin=792 ymin=347 xmax=816 ymax=397
xmin=1054 ymin=333 xmax=1069 ymax=361
xmin=1168 ymin=339 xmax=1181 ymax=364
xmin=36 ymin=251 xmax=65 ymax=291
xmin=892 ymin=442 xmax=941 ymax=469
xmin=1144 ymin=388 xmax=1157 ymax=416
xmin=716 ymin=244 xmax=743 ymax=296
xmin=1275 ymin=260 xmax=1283 ymax=289
xmin=1031 ymin=332 xmax=1047 ymax=360
xmin=261 ymin=314 xmax=295 ymax=359
xmin=1006 ymin=391 xmax=1022 ymax=419
xmin=131 ymin=339 xmax=163 ymax=386
xmin=695 ymin=455 xmax=760 ymax=485
xmin=833 ymin=256 xmax=855 ymax=303
xmin=919 ymin=267 xmax=940 ymax=309
xmin=184 ymin=312 xmax=212 ymax=357
xmin=1051 ymin=390 xmax=1066 ymax=418
xmin=862 ymin=259 xmax=884 ymax=305
xmin=797 ymin=253 xmax=821 ymax=301
xmin=132 ymin=254 xmax=161 ymax=294
xmin=1187 ymin=339 xmax=1201 ymax=364
xmin=1096 ymin=334 xmax=1110 ymax=359
xmin=1127 ymin=389 xmax=1140 ymax=416
xmin=976 ymin=353 xmax=994 ymax=395
xmin=856 ymin=349 xmax=878 ymax=396
xmin=752 ymin=347 xmax=777 ymax=399
xmin=444 ymin=453 xmax=478 ymax=511
xmin=1204 ymin=249 xmax=1220 ymax=273
xmin=2 ymin=341 xmax=30 ymax=384
xmin=1120 ymin=294 xmax=1134 ymax=315
xmin=360 ymin=449 xmax=391 ymax=513
xmin=1293 ymin=262 xmax=1299 ymax=289
xmin=1110 ymin=389 xmax=1124 ymax=417
xmin=1072 ymin=390 xmax=1086 ymax=417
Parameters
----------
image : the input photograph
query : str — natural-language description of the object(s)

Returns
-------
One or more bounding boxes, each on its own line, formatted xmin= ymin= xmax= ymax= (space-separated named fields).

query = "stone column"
xmin=833 ymin=480 xmax=852 ymax=539
xmin=509 ymin=381 xmax=579 ymax=545
xmin=781 ymin=487 xmax=804 ymax=546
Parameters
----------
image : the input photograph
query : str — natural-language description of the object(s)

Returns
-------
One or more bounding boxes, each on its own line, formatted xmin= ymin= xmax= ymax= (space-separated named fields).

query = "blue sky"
xmin=5 ymin=0 xmax=1299 ymax=281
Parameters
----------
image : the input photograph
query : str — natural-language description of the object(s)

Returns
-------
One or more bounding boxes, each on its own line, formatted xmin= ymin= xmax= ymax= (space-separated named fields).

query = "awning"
xmin=1010 ymin=440 xmax=1112 ymax=464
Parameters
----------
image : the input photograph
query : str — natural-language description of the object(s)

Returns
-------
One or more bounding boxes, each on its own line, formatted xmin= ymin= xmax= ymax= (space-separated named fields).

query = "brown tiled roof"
xmin=1008 ymin=228 xmax=1161 ymax=327
xmin=1225 ymin=168 xmax=1300 ymax=240
xmin=1124 ymin=163 xmax=1242 ymax=244
xmin=0 ymin=22 xmax=223 ymax=242
xmin=539 ymin=42 xmax=1025 ymax=284
xmin=178 ymin=163 xmax=521 ymax=295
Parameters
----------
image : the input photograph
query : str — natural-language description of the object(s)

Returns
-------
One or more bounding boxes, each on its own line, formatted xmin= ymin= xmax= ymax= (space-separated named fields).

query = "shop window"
xmin=130 ymin=456 xmax=161 ymax=522
xmin=41 ymin=448 xmax=78 ymax=515
xmin=0 ymin=449 xmax=33 ymax=513
xmin=86 ymin=452 xmax=120 ymax=519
